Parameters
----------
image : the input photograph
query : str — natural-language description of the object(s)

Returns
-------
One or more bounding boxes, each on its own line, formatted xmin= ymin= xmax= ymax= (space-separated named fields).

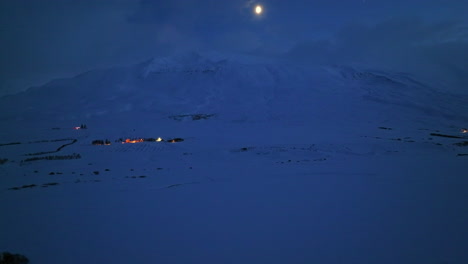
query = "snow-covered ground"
xmin=1 ymin=52 xmax=467 ymax=263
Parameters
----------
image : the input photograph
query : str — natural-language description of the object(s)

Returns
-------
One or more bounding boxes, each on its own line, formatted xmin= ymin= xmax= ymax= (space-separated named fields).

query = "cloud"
xmin=287 ymin=17 xmax=468 ymax=93
xmin=126 ymin=0 xmax=275 ymax=53
xmin=1 ymin=0 xmax=467 ymax=96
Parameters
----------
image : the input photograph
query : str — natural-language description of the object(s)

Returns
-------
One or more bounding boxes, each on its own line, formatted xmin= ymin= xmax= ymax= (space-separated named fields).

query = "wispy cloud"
xmin=287 ymin=17 xmax=468 ymax=93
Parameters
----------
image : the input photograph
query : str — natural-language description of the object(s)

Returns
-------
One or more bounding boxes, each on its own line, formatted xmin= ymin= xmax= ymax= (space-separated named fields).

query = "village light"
xmin=167 ymin=138 xmax=184 ymax=143
xmin=92 ymin=137 xmax=183 ymax=145
xmin=122 ymin=138 xmax=144 ymax=144
xmin=461 ymin=128 xmax=468 ymax=133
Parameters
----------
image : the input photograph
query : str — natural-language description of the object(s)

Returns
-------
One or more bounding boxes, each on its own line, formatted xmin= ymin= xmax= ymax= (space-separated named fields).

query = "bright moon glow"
xmin=255 ymin=5 xmax=262 ymax=14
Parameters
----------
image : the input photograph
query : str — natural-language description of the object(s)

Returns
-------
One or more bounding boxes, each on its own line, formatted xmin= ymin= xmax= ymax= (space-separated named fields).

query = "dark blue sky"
xmin=1 ymin=0 xmax=467 ymax=95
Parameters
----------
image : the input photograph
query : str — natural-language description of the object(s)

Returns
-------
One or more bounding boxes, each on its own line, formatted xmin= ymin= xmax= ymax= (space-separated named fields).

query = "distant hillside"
xmin=1 ymin=52 xmax=467 ymax=124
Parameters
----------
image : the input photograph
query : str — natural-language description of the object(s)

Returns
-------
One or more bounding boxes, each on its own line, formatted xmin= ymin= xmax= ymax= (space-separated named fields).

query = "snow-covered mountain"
xmin=1 ymin=51 xmax=467 ymax=125
xmin=1 ymin=52 xmax=467 ymax=264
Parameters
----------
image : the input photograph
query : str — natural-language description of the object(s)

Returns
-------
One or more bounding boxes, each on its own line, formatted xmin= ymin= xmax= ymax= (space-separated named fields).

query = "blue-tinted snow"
xmin=0 ymin=52 xmax=467 ymax=264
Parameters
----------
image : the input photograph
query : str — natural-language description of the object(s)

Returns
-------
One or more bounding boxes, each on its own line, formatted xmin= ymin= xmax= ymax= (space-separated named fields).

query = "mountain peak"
xmin=142 ymin=51 xmax=273 ymax=77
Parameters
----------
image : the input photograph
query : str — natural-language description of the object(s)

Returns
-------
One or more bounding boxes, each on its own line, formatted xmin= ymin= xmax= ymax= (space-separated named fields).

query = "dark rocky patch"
xmin=0 ymin=142 xmax=21 ymax=147
xmin=166 ymin=182 xmax=199 ymax=188
xmin=167 ymin=183 xmax=183 ymax=188
xmin=93 ymin=171 xmax=100 ymax=175
xmin=29 ymin=140 xmax=49 ymax=144
xmin=0 ymin=252 xmax=29 ymax=264
xmin=378 ymin=127 xmax=393 ymax=130
xmin=25 ymin=139 xmax=77 ymax=156
xmin=51 ymin=138 xmax=75 ymax=142
xmin=127 ymin=175 xmax=147 ymax=179
xmin=21 ymin=153 xmax=81 ymax=163
xmin=236 ymin=147 xmax=254 ymax=152
xmin=43 ymin=182 xmax=59 ymax=186
xmin=277 ymin=158 xmax=325 ymax=164
xmin=42 ymin=182 xmax=59 ymax=188
xmin=314 ymin=158 xmax=327 ymax=161
xmin=430 ymin=133 xmax=464 ymax=139
xmin=8 ymin=182 xmax=59 ymax=191
xmin=92 ymin=139 xmax=111 ymax=145
xmin=454 ymin=141 xmax=468 ymax=147
xmin=457 ymin=153 xmax=468 ymax=156
xmin=0 ymin=158 xmax=8 ymax=165
xmin=8 ymin=184 xmax=37 ymax=190
xmin=169 ymin=114 xmax=215 ymax=121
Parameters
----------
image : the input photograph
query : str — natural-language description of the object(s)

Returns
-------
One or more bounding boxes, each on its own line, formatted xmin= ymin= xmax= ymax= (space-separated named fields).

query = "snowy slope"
xmin=1 ymin=51 xmax=467 ymax=124
xmin=1 ymin=52 xmax=467 ymax=264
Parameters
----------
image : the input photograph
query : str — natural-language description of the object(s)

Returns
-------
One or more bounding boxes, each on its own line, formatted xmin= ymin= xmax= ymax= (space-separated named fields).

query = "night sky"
xmin=1 ymin=0 xmax=467 ymax=96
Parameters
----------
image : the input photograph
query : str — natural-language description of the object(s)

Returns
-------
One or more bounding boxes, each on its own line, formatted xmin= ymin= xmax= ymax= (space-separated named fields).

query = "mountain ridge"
xmin=1 ymin=52 xmax=467 ymax=124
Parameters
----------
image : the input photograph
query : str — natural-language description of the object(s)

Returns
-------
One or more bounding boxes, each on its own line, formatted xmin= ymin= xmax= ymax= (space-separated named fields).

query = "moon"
xmin=255 ymin=5 xmax=263 ymax=15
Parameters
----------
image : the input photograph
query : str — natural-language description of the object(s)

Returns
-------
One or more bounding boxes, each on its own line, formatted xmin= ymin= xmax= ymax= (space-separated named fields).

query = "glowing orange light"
xmin=74 ymin=127 xmax=81 ymax=130
xmin=461 ymin=128 xmax=468 ymax=133
xmin=122 ymin=138 xmax=144 ymax=144
xmin=156 ymin=137 xmax=163 ymax=142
